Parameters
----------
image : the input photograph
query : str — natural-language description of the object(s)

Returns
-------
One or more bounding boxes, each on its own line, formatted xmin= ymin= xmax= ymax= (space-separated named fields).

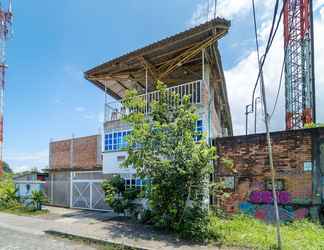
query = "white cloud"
xmin=189 ymin=0 xmax=272 ymax=26
xmin=5 ymin=149 xmax=49 ymax=173
xmin=190 ymin=0 xmax=324 ymax=135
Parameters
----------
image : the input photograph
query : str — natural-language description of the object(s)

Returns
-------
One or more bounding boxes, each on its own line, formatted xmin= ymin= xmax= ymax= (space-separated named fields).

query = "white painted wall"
xmin=102 ymin=151 xmax=136 ymax=174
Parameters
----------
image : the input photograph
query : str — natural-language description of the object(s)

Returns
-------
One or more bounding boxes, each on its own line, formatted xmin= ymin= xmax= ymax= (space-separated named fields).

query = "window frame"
xmin=104 ymin=130 xmax=131 ymax=152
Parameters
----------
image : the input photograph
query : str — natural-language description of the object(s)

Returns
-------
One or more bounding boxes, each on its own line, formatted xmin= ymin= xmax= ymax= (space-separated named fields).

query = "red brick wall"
xmin=215 ymin=129 xmax=314 ymax=213
xmin=50 ymin=135 xmax=102 ymax=171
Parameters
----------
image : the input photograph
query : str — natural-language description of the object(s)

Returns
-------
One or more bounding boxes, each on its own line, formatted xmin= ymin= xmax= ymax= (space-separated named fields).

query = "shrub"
xmin=30 ymin=190 xmax=45 ymax=211
xmin=0 ymin=174 xmax=20 ymax=209
xmin=102 ymin=176 xmax=140 ymax=215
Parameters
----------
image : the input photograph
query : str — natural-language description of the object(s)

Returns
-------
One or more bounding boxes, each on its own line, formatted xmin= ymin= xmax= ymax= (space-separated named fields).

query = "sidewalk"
xmin=0 ymin=211 xmax=237 ymax=250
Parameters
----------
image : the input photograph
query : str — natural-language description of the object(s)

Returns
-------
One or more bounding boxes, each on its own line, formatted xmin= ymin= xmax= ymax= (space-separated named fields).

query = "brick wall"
xmin=214 ymin=129 xmax=319 ymax=220
xmin=50 ymin=135 xmax=102 ymax=171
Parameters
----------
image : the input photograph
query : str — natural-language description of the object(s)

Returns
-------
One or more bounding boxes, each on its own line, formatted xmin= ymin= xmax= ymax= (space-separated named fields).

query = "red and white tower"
xmin=284 ymin=0 xmax=315 ymax=130
xmin=0 ymin=0 xmax=12 ymax=176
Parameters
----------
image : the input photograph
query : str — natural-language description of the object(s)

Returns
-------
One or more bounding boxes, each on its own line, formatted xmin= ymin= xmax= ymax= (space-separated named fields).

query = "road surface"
xmin=0 ymin=225 xmax=96 ymax=250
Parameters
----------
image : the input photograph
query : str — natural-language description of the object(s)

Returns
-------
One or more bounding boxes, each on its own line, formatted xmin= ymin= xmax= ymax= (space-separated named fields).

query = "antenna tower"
xmin=284 ymin=0 xmax=315 ymax=130
xmin=0 ymin=0 xmax=12 ymax=176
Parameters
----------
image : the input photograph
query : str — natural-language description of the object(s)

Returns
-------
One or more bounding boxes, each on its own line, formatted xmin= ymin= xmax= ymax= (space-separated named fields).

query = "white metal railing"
xmin=105 ymin=80 xmax=203 ymax=122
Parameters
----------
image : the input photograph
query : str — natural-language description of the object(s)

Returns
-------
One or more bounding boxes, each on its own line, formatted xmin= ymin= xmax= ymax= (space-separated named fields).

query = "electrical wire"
xmin=250 ymin=0 xmax=287 ymax=111
xmin=269 ymin=57 xmax=285 ymax=119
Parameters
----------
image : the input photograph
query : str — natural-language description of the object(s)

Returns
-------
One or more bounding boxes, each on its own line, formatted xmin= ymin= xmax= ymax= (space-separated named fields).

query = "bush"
xmin=176 ymin=207 xmax=210 ymax=242
xmin=0 ymin=174 xmax=20 ymax=209
xmin=102 ymin=176 xmax=140 ymax=215
xmin=30 ymin=190 xmax=45 ymax=211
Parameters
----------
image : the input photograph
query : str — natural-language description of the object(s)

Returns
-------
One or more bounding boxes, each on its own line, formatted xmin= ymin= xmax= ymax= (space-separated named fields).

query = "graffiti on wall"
xmin=239 ymin=191 xmax=309 ymax=222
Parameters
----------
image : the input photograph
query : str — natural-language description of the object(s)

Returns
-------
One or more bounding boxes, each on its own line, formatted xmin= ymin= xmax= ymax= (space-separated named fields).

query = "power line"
xmin=250 ymin=0 xmax=286 ymax=111
xmin=269 ymin=55 xmax=285 ymax=119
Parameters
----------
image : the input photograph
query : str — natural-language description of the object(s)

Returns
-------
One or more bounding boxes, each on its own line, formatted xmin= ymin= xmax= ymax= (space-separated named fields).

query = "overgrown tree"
xmin=121 ymin=81 xmax=216 ymax=241
xmin=2 ymin=162 xmax=12 ymax=174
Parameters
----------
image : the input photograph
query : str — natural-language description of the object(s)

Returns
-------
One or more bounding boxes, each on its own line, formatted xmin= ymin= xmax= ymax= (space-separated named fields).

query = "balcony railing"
xmin=105 ymin=80 xmax=203 ymax=122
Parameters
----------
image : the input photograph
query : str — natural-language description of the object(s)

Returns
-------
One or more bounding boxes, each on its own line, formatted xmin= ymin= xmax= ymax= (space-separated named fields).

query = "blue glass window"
xmin=195 ymin=120 xmax=203 ymax=141
xmin=125 ymin=177 xmax=145 ymax=189
xmin=104 ymin=130 xmax=131 ymax=151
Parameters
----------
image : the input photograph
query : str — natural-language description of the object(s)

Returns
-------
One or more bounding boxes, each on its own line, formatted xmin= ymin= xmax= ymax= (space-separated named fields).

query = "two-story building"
xmin=85 ymin=18 xmax=233 ymax=181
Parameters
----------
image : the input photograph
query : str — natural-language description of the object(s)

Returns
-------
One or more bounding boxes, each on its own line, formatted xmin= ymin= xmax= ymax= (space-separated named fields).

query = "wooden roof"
xmin=85 ymin=18 xmax=230 ymax=100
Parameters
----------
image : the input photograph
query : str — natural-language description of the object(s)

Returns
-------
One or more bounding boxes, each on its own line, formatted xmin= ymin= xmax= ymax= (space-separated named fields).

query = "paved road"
xmin=0 ymin=225 xmax=96 ymax=250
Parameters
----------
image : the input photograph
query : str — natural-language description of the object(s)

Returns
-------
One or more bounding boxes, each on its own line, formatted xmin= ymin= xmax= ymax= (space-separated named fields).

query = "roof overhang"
xmin=85 ymin=18 xmax=230 ymax=100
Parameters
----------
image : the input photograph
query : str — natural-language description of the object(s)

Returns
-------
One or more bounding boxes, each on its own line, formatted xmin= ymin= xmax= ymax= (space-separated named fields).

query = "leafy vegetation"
xmin=111 ymin=81 xmax=218 ymax=242
xmin=2 ymin=162 xmax=13 ymax=174
xmin=102 ymin=175 xmax=140 ymax=215
xmin=0 ymin=174 xmax=47 ymax=214
xmin=208 ymin=214 xmax=324 ymax=250
xmin=30 ymin=190 xmax=46 ymax=210
xmin=0 ymin=173 xmax=20 ymax=209
xmin=304 ymin=122 xmax=324 ymax=129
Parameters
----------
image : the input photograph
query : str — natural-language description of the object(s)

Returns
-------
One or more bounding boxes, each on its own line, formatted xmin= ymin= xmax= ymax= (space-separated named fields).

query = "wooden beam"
xmin=138 ymin=56 xmax=159 ymax=81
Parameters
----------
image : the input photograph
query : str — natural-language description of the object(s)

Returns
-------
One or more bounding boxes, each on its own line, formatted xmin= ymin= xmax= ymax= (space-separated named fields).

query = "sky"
xmin=3 ymin=0 xmax=324 ymax=172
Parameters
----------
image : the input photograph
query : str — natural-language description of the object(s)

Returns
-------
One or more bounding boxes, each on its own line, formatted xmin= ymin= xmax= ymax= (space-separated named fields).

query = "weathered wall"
xmin=48 ymin=171 xmax=71 ymax=207
xmin=50 ymin=135 xmax=102 ymax=171
xmin=214 ymin=128 xmax=324 ymax=221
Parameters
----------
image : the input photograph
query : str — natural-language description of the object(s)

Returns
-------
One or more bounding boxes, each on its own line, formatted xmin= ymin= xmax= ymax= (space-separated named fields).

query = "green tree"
xmin=121 ymin=81 xmax=216 ymax=241
xmin=2 ymin=162 xmax=13 ymax=174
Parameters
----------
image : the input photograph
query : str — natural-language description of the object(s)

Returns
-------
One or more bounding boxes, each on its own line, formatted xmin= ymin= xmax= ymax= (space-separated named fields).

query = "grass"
xmin=208 ymin=214 xmax=324 ymax=250
xmin=0 ymin=206 xmax=49 ymax=216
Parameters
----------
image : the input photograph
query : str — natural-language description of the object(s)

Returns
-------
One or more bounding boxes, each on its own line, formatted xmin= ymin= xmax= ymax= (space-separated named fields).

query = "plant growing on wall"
xmin=120 ymin=81 xmax=216 ymax=241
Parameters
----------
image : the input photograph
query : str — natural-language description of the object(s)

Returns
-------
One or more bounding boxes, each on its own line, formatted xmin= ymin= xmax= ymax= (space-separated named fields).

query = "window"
xmin=265 ymin=179 xmax=285 ymax=191
xmin=304 ymin=161 xmax=312 ymax=172
xmin=105 ymin=131 xmax=131 ymax=151
xmin=124 ymin=177 xmax=146 ymax=190
xmin=195 ymin=120 xmax=203 ymax=141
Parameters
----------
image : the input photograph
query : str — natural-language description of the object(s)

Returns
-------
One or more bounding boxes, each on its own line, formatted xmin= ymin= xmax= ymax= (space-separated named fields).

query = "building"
xmin=215 ymin=127 xmax=324 ymax=221
xmin=48 ymin=135 xmax=111 ymax=211
xmin=85 ymin=18 xmax=233 ymax=177
xmin=14 ymin=171 xmax=48 ymax=201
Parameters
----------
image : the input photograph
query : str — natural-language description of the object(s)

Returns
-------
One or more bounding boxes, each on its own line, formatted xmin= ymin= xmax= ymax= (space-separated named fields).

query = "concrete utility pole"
xmin=251 ymin=0 xmax=282 ymax=248
xmin=259 ymin=66 xmax=282 ymax=250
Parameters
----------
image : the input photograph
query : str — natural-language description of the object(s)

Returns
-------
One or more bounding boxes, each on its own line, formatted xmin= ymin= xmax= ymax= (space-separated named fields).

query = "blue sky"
xmin=4 ymin=0 xmax=324 ymax=172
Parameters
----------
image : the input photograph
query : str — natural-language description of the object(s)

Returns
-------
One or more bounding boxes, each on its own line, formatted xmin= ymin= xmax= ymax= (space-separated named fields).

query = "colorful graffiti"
xmin=239 ymin=202 xmax=309 ymax=222
xmin=249 ymin=191 xmax=292 ymax=204
xmin=239 ymin=191 xmax=309 ymax=222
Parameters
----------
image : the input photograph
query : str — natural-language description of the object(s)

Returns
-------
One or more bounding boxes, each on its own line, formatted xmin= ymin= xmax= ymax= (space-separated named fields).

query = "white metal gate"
xmin=71 ymin=171 xmax=111 ymax=211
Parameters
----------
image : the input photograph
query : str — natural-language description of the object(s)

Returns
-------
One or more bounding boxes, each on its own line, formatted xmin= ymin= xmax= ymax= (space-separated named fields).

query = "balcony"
xmin=104 ymin=80 xmax=203 ymax=122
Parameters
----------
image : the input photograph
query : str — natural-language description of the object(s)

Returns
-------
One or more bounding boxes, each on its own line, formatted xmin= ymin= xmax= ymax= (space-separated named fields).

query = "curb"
xmin=45 ymin=230 xmax=150 ymax=250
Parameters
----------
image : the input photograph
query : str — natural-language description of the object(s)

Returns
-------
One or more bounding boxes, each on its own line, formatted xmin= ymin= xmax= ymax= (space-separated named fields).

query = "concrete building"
xmin=85 ymin=18 xmax=233 ymax=178
xmin=14 ymin=172 xmax=48 ymax=202
xmin=48 ymin=135 xmax=111 ymax=211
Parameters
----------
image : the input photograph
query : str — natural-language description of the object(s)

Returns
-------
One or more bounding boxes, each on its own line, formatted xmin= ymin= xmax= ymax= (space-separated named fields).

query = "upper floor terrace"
xmin=104 ymin=80 xmax=204 ymax=122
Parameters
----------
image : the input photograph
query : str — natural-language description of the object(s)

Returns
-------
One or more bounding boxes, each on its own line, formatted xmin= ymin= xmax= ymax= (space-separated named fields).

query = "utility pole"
xmin=254 ymin=97 xmax=261 ymax=134
xmin=251 ymin=0 xmax=282 ymax=248
xmin=245 ymin=104 xmax=252 ymax=135
xmin=259 ymin=62 xmax=282 ymax=249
